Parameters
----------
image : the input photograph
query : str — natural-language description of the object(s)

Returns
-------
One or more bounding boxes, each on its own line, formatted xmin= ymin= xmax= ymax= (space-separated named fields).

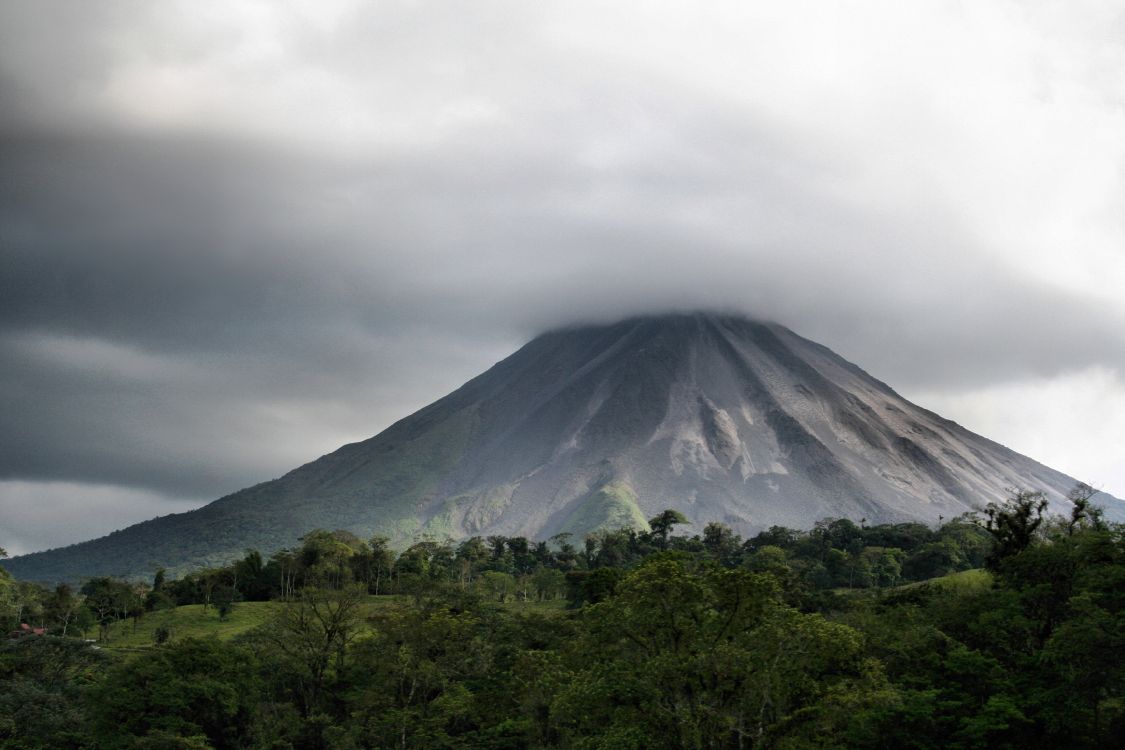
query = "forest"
xmin=1 ymin=488 xmax=1122 ymax=749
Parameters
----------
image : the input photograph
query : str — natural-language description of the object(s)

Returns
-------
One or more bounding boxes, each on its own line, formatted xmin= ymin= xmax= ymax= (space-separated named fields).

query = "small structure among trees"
xmin=7 ymin=622 xmax=47 ymax=640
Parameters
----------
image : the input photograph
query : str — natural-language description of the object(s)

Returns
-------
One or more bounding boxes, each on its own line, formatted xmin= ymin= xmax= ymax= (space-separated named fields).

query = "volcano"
xmin=8 ymin=312 xmax=1122 ymax=581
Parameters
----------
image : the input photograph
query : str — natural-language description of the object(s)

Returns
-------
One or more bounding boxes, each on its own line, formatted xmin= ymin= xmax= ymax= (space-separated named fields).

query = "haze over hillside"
xmin=7 ymin=312 xmax=1121 ymax=582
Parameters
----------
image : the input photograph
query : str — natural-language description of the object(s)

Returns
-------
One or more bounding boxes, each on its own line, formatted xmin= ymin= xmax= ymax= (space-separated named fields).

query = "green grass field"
xmin=929 ymin=568 xmax=992 ymax=591
xmin=98 ymin=595 xmax=570 ymax=650
xmin=99 ymin=601 xmax=280 ymax=649
xmin=870 ymin=567 xmax=993 ymax=597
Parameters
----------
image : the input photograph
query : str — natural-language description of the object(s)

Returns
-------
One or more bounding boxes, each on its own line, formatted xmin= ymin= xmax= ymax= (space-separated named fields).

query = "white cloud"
xmin=0 ymin=481 xmax=205 ymax=557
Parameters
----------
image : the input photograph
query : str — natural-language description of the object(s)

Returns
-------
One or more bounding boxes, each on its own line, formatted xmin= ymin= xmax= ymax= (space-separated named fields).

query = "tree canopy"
xmin=2 ymin=488 xmax=1123 ymax=748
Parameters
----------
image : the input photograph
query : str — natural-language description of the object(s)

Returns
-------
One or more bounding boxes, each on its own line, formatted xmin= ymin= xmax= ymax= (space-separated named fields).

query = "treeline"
xmin=8 ymin=508 xmax=994 ymax=638
xmin=2 ymin=488 xmax=1123 ymax=748
xmin=162 ymin=508 xmax=995 ymax=609
xmin=3 ymin=511 xmax=992 ymax=642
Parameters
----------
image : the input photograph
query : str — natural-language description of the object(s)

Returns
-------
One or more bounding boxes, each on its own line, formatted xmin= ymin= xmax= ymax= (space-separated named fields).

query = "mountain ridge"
xmin=8 ymin=312 xmax=1123 ymax=582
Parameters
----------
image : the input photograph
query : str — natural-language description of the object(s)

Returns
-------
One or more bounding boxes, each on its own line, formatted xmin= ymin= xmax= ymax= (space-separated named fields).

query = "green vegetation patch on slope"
xmin=559 ymin=480 xmax=649 ymax=538
xmin=426 ymin=484 xmax=517 ymax=537
xmin=100 ymin=602 xmax=281 ymax=649
xmin=342 ymin=406 xmax=478 ymax=541
xmin=929 ymin=567 xmax=992 ymax=592
xmin=463 ymin=483 xmax=516 ymax=531
xmin=99 ymin=595 xmax=567 ymax=651
xmin=421 ymin=500 xmax=458 ymax=539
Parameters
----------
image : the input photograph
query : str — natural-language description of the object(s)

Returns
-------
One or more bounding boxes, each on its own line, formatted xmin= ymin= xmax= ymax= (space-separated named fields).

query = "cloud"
xmin=0 ymin=480 xmax=204 ymax=558
xmin=2 ymin=1 xmax=1124 ymax=551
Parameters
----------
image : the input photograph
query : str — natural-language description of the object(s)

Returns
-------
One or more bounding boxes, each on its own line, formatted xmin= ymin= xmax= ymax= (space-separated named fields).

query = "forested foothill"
xmin=2 ymin=487 xmax=1123 ymax=749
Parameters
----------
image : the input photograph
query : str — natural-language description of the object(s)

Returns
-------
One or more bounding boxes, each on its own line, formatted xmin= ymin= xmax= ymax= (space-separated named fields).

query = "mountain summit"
xmin=8 ymin=312 xmax=1121 ymax=581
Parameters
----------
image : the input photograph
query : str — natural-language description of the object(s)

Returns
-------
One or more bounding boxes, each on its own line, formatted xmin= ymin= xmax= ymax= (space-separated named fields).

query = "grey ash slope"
xmin=8 ymin=312 xmax=1122 ymax=582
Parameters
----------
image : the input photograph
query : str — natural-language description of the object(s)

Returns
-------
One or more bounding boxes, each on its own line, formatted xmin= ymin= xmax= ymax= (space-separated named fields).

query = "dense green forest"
xmin=2 ymin=488 xmax=1123 ymax=749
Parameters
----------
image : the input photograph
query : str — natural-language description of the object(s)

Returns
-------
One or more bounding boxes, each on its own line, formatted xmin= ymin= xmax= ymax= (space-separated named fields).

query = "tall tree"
xmin=648 ymin=509 xmax=689 ymax=549
xmin=257 ymin=584 xmax=364 ymax=717
xmin=983 ymin=491 xmax=1048 ymax=569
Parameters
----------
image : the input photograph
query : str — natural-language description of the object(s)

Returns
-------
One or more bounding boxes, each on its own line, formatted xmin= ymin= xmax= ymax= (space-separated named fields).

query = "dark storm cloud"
xmin=2 ymin=1 xmax=1124 ymax=552
xmin=5 ymin=130 xmax=1120 ymax=386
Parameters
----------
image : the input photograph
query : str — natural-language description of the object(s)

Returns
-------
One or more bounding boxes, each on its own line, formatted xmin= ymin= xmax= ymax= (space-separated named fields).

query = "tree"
xmin=903 ymin=541 xmax=961 ymax=581
xmin=257 ymin=584 xmax=364 ymax=716
xmin=866 ymin=547 xmax=904 ymax=587
xmin=982 ymin=490 xmax=1048 ymax=570
xmin=211 ymin=584 xmax=238 ymax=621
xmin=88 ymin=638 xmax=261 ymax=749
xmin=745 ymin=545 xmax=791 ymax=579
xmin=1066 ymin=483 xmax=1105 ymax=535
xmin=1039 ymin=591 xmax=1123 ymax=742
xmin=454 ymin=537 xmax=490 ymax=589
xmin=550 ymin=532 xmax=579 ymax=569
xmin=937 ymin=516 xmax=992 ymax=569
xmin=477 ymin=571 xmax=517 ymax=602
xmin=343 ymin=603 xmax=485 ymax=749
xmin=566 ymin=567 xmax=622 ymax=606
xmin=395 ymin=540 xmax=452 ymax=602
xmin=748 ymin=526 xmax=800 ymax=551
xmin=531 ymin=567 xmax=566 ymax=601
xmin=80 ymin=577 xmax=135 ymax=642
xmin=648 ymin=509 xmax=689 ymax=549
xmin=233 ymin=550 xmax=272 ymax=601
xmin=702 ymin=522 xmax=740 ymax=565
xmin=43 ymin=584 xmax=83 ymax=637
xmin=194 ymin=568 xmax=224 ymax=612
xmin=819 ymin=518 xmax=865 ymax=555
xmin=266 ymin=547 xmax=301 ymax=600
xmin=353 ymin=535 xmax=395 ymax=594
xmin=0 ymin=566 xmax=17 ymax=631
xmin=298 ymin=530 xmax=357 ymax=589
xmin=0 ymin=636 xmax=105 ymax=747
xmin=553 ymin=557 xmax=864 ymax=748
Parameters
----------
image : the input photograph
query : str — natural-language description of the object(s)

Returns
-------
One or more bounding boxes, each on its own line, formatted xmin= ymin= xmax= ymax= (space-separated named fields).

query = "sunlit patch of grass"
xmin=930 ymin=568 xmax=992 ymax=591
xmin=98 ymin=602 xmax=280 ymax=649
xmin=96 ymin=593 xmax=570 ymax=650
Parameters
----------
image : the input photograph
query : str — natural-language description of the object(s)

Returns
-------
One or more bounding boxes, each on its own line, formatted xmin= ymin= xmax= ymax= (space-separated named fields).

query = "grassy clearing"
xmin=830 ymin=568 xmax=994 ymax=606
xmin=98 ymin=601 xmax=280 ymax=649
xmin=929 ymin=568 xmax=992 ymax=591
xmin=876 ymin=567 xmax=993 ymax=596
xmin=97 ymin=595 xmax=570 ymax=650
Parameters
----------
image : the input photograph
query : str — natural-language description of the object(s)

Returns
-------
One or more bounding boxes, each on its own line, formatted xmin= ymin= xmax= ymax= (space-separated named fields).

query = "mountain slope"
xmin=8 ymin=313 xmax=1122 ymax=581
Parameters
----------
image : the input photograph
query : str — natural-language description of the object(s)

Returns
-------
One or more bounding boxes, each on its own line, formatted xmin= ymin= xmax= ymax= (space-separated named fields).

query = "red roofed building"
xmin=7 ymin=623 xmax=47 ymax=639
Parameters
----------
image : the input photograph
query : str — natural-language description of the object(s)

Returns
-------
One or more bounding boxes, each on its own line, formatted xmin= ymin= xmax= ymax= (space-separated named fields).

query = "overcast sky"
xmin=2 ymin=0 xmax=1124 ymax=556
